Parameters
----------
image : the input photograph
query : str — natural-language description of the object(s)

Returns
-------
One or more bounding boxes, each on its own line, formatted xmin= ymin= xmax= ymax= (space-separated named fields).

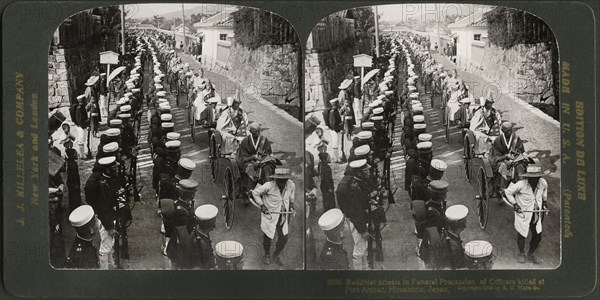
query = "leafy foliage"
xmin=485 ymin=7 xmax=555 ymax=49
xmin=231 ymin=7 xmax=298 ymax=50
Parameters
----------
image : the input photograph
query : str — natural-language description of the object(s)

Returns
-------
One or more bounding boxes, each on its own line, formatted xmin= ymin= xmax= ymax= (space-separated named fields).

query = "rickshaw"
xmin=208 ymin=120 xmax=281 ymax=230
xmin=464 ymin=129 xmax=535 ymax=229
xmin=443 ymin=89 xmax=475 ymax=144
xmin=189 ymin=88 xmax=222 ymax=142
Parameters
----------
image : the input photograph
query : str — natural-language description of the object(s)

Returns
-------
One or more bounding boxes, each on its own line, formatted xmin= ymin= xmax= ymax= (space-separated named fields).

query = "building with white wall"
xmin=448 ymin=7 xmax=491 ymax=70
xmin=193 ymin=11 xmax=235 ymax=68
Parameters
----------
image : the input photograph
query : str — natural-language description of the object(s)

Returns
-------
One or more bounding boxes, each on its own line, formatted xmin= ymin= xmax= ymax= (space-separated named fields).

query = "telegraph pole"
xmin=436 ymin=3 xmax=440 ymax=52
xmin=121 ymin=5 xmax=126 ymax=54
xmin=182 ymin=3 xmax=187 ymax=52
xmin=374 ymin=6 xmax=380 ymax=57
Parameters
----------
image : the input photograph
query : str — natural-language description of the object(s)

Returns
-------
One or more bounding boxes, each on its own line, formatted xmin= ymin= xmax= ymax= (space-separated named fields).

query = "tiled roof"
xmin=448 ymin=7 xmax=492 ymax=29
xmin=213 ymin=17 xmax=233 ymax=27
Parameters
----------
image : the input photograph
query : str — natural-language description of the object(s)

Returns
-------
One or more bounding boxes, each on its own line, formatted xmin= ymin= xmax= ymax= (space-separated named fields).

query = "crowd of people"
xmin=307 ymin=32 xmax=549 ymax=270
xmin=49 ymin=28 xmax=298 ymax=270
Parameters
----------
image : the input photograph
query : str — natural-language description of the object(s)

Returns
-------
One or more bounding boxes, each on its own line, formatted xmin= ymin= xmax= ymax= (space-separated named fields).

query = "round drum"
xmin=215 ymin=241 xmax=244 ymax=270
xmin=464 ymin=240 xmax=494 ymax=270
xmin=428 ymin=180 xmax=449 ymax=203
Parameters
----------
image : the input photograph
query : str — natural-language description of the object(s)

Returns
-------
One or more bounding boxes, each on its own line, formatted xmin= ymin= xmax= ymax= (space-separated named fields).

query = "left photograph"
xmin=47 ymin=3 xmax=303 ymax=270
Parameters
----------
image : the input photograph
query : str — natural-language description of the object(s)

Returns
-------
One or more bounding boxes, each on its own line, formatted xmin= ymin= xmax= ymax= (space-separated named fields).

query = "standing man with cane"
xmin=503 ymin=164 xmax=549 ymax=265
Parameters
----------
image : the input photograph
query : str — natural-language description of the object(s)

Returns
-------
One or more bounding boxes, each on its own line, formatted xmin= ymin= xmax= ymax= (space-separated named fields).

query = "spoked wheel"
xmin=191 ymin=116 xmax=196 ymax=142
xmin=445 ymin=107 xmax=450 ymax=144
xmin=476 ymin=166 xmax=490 ymax=229
xmin=209 ymin=133 xmax=218 ymax=182
xmin=463 ymin=135 xmax=473 ymax=182
xmin=222 ymin=167 xmax=235 ymax=230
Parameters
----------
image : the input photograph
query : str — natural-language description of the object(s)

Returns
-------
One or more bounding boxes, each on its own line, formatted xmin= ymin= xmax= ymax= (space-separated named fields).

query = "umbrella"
xmin=362 ymin=68 xmax=381 ymax=86
xmin=107 ymin=66 xmax=127 ymax=83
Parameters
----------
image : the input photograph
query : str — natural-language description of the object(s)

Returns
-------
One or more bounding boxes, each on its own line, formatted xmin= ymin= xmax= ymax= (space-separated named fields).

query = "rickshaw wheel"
xmin=191 ymin=117 xmax=196 ymax=142
xmin=463 ymin=135 xmax=473 ymax=182
xmin=223 ymin=167 xmax=235 ymax=230
xmin=477 ymin=166 xmax=490 ymax=230
xmin=209 ymin=133 xmax=218 ymax=182
xmin=445 ymin=107 xmax=450 ymax=144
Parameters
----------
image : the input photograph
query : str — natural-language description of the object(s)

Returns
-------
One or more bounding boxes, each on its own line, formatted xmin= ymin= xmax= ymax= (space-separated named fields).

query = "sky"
xmin=377 ymin=3 xmax=490 ymax=23
xmin=124 ymin=3 xmax=213 ymax=20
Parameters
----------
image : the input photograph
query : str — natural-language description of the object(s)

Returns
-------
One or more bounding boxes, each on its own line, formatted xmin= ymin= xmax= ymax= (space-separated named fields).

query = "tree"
xmin=141 ymin=18 xmax=151 ymax=25
xmin=153 ymin=15 xmax=165 ymax=28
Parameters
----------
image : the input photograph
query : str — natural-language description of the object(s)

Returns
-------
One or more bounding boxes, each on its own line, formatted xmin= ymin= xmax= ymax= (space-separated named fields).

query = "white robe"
xmin=504 ymin=179 xmax=548 ymax=237
xmin=252 ymin=180 xmax=295 ymax=239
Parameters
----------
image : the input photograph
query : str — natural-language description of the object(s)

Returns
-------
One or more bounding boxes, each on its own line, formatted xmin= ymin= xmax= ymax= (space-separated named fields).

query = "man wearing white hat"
xmin=190 ymin=204 xmax=218 ymax=270
xmin=66 ymin=205 xmax=99 ymax=268
xmin=252 ymin=166 xmax=296 ymax=266
xmin=93 ymin=156 xmax=121 ymax=269
xmin=318 ymin=208 xmax=350 ymax=270
xmin=335 ymin=159 xmax=371 ymax=270
xmin=503 ymin=164 xmax=548 ymax=264
xmin=469 ymin=90 xmax=502 ymax=155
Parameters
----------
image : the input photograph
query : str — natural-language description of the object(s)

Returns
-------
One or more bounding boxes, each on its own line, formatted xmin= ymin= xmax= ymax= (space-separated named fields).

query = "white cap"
xmin=373 ymin=107 xmax=384 ymax=115
xmin=98 ymin=156 xmax=116 ymax=166
xmin=413 ymin=115 xmax=425 ymax=123
xmin=371 ymin=115 xmax=383 ymax=121
xmin=160 ymin=114 xmax=173 ymax=122
xmin=69 ymin=205 xmax=95 ymax=227
xmin=431 ymin=159 xmax=448 ymax=171
xmin=119 ymin=105 xmax=131 ymax=113
xmin=464 ymin=240 xmax=493 ymax=258
xmin=77 ymin=94 xmax=86 ymax=100
xmin=102 ymin=142 xmax=119 ymax=153
xmin=357 ymin=131 xmax=373 ymax=140
xmin=362 ymin=122 xmax=374 ymax=129
xmin=418 ymin=133 xmax=433 ymax=142
xmin=417 ymin=141 xmax=432 ymax=149
xmin=165 ymin=140 xmax=181 ymax=149
xmin=445 ymin=204 xmax=468 ymax=221
xmin=354 ymin=144 xmax=370 ymax=156
xmin=318 ymin=208 xmax=344 ymax=231
xmin=329 ymin=98 xmax=339 ymax=104
xmin=412 ymin=105 xmax=423 ymax=113
xmin=166 ymin=132 xmax=180 ymax=140
xmin=194 ymin=204 xmax=218 ymax=220
xmin=109 ymin=119 xmax=122 ymax=126
xmin=215 ymin=241 xmax=244 ymax=258
xmin=349 ymin=159 xmax=368 ymax=169
xmin=105 ymin=128 xmax=121 ymax=137
xmin=178 ymin=157 xmax=196 ymax=171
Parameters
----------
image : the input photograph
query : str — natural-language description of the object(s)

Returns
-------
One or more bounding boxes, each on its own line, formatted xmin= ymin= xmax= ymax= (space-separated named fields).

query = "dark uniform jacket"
xmin=96 ymin=175 xmax=120 ymax=231
xmin=336 ymin=175 xmax=370 ymax=233
xmin=328 ymin=108 xmax=343 ymax=133
xmin=66 ymin=237 xmax=99 ymax=269
xmin=319 ymin=240 xmax=349 ymax=270
xmin=121 ymin=125 xmax=137 ymax=156
xmin=191 ymin=232 xmax=216 ymax=270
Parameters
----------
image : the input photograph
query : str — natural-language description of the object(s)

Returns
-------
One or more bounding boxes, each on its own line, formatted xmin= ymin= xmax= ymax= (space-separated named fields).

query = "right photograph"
xmin=304 ymin=4 xmax=561 ymax=270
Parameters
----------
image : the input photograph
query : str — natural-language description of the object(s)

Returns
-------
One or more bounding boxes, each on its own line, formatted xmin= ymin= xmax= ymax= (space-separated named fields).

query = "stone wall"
xmin=48 ymin=45 xmax=101 ymax=110
xmin=215 ymin=42 xmax=300 ymax=108
xmin=468 ymin=42 xmax=556 ymax=105
xmin=304 ymin=44 xmax=356 ymax=113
